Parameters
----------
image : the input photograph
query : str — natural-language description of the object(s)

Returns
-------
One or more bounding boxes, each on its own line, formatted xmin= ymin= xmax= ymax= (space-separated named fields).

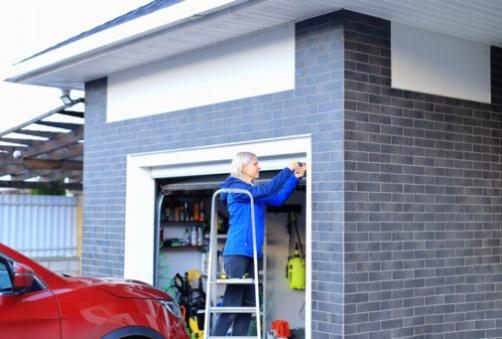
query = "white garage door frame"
xmin=124 ymin=134 xmax=312 ymax=336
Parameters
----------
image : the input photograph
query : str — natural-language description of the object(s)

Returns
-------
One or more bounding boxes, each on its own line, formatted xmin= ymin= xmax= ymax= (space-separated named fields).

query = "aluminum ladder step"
xmin=213 ymin=278 xmax=255 ymax=284
xmin=209 ymin=306 xmax=256 ymax=313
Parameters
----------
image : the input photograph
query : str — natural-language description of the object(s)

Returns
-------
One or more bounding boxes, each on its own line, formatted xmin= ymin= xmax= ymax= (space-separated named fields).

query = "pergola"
xmin=0 ymin=98 xmax=84 ymax=191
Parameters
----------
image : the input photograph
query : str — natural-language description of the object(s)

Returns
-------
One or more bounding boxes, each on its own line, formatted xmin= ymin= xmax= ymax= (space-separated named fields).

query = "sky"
xmin=0 ymin=0 xmax=151 ymax=132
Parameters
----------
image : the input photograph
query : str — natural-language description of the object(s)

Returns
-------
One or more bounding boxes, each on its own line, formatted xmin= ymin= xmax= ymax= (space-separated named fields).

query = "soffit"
xmin=7 ymin=0 xmax=502 ymax=90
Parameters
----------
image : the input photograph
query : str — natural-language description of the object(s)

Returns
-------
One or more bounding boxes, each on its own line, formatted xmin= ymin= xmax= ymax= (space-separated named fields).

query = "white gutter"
xmin=4 ymin=0 xmax=249 ymax=83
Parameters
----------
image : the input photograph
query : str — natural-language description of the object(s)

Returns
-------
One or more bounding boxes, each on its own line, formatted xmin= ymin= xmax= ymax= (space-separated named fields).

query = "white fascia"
xmin=4 ymin=0 xmax=247 ymax=83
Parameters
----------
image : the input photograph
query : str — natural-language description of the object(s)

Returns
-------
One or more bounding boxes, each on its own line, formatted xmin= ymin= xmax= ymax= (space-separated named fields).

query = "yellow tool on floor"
xmin=188 ymin=316 xmax=203 ymax=339
xmin=186 ymin=269 xmax=201 ymax=285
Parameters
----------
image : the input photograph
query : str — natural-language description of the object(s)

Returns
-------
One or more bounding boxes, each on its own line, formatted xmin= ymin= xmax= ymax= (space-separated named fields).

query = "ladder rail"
xmin=204 ymin=188 xmax=261 ymax=339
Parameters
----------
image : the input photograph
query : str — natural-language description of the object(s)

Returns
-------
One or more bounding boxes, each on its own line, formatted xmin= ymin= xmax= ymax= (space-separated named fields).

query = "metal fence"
xmin=0 ymin=195 xmax=78 ymax=257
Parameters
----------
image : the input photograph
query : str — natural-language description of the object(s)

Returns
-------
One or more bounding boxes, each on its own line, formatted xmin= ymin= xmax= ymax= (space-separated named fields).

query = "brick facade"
xmin=83 ymin=9 xmax=501 ymax=338
xmin=84 ymin=12 xmax=345 ymax=338
xmin=343 ymin=10 xmax=502 ymax=339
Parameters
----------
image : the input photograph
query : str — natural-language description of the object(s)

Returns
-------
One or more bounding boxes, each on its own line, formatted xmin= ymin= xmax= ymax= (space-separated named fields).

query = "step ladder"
xmin=204 ymin=188 xmax=261 ymax=339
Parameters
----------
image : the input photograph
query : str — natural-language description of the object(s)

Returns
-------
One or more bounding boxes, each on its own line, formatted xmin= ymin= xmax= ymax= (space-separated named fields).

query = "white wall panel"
xmin=107 ymin=24 xmax=295 ymax=122
xmin=392 ymin=23 xmax=491 ymax=103
xmin=0 ymin=195 xmax=77 ymax=258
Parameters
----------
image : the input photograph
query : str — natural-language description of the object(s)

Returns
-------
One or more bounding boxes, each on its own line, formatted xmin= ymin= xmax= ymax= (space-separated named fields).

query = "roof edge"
xmin=3 ymin=0 xmax=248 ymax=87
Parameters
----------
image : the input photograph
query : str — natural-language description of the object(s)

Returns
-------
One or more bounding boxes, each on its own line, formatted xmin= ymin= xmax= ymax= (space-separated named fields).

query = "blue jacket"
xmin=219 ymin=167 xmax=300 ymax=258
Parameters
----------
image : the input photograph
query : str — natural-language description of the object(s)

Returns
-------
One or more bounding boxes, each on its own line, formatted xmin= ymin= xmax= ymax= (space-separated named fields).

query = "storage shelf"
xmin=204 ymin=234 xmax=227 ymax=239
xmin=161 ymin=221 xmax=207 ymax=226
xmin=160 ymin=245 xmax=205 ymax=251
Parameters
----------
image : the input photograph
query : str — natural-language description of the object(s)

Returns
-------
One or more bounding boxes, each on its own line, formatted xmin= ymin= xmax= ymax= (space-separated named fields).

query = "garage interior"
xmin=154 ymin=171 xmax=306 ymax=337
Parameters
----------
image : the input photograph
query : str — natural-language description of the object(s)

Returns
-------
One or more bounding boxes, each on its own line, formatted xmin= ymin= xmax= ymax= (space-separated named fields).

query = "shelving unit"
xmin=154 ymin=187 xmax=230 ymax=292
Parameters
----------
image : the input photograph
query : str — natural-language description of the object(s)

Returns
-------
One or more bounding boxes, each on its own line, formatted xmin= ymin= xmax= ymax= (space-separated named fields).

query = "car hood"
xmin=73 ymin=277 xmax=172 ymax=300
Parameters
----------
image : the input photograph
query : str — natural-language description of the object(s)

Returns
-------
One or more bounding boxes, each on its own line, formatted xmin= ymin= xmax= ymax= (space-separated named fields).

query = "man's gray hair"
xmin=230 ymin=151 xmax=256 ymax=179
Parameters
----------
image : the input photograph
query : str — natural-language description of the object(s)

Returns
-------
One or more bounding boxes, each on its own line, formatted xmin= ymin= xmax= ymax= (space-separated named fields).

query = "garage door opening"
xmin=124 ymin=135 xmax=312 ymax=338
xmin=154 ymin=171 xmax=306 ymax=337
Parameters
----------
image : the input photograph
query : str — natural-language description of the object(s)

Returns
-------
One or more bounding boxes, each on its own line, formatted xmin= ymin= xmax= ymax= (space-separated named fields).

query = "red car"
xmin=0 ymin=243 xmax=189 ymax=339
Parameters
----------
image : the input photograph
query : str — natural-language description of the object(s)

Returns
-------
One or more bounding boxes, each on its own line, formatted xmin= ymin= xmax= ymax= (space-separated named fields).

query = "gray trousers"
xmin=211 ymin=255 xmax=256 ymax=336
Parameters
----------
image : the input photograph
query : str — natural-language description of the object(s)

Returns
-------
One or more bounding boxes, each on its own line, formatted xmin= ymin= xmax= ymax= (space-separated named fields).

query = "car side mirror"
xmin=12 ymin=263 xmax=34 ymax=291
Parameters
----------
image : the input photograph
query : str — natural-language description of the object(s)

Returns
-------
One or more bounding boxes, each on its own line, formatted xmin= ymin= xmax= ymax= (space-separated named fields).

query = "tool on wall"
xmin=286 ymin=212 xmax=305 ymax=290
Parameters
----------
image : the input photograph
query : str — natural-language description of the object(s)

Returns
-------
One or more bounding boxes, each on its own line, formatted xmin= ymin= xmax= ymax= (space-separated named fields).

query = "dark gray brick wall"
xmin=83 ymin=8 xmax=502 ymax=338
xmin=343 ymin=10 xmax=502 ymax=339
xmin=83 ymin=13 xmax=345 ymax=338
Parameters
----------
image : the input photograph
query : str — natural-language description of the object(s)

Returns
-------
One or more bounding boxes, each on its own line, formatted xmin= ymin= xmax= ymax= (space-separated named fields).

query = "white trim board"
xmin=124 ymin=134 xmax=312 ymax=338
